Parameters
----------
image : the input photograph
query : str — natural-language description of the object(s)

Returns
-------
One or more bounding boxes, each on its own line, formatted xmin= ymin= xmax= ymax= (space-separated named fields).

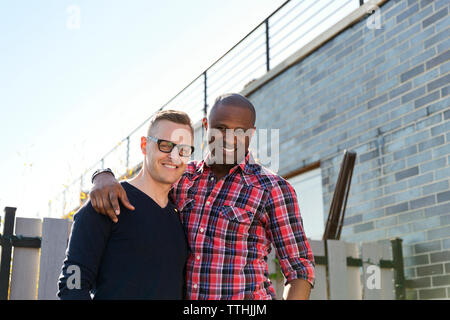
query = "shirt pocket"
xmin=216 ymin=206 xmax=253 ymax=261
xmin=219 ymin=205 xmax=254 ymax=225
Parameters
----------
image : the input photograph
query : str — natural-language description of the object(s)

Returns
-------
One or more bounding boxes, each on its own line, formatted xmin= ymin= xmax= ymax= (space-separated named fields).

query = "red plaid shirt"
xmin=171 ymin=152 xmax=315 ymax=299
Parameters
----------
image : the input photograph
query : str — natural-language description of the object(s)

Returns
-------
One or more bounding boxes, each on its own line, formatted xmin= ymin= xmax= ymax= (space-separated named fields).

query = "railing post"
xmin=126 ymin=136 xmax=130 ymax=169
xmin=0 ymin=207 xmax=16 ymax=300
xmin=62 ymin=189 xmax=66 ymax=215
xmin=265 ymin=19 xmax=270 ymax=71
xmin=391 ymin=238 xmax=406 ymax=300
xmin=203 ymin=71 xmax=208 ymax=117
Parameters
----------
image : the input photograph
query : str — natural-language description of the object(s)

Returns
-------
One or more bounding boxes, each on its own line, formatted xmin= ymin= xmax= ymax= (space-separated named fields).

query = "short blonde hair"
xmin=147 ymin=109 xmax=193 ymax=136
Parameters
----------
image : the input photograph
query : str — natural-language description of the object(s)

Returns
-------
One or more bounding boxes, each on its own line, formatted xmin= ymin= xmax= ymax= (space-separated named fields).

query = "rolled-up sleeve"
xmin=265 ymin=179 xmax=315 ymax=287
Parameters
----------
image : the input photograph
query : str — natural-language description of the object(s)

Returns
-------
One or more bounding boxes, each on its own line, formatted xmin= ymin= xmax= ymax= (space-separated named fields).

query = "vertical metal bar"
xmin=126 ymin=136 xmax=130 ymax=169
xmin=0 ymin=207 xmax=16 ymax=300
xmin=79 ymin=175 xmax=83 ymax=206
xmin=323 ymin=240 xmax=331 ymax=299
xmin=203 ymin=71 xmax=208 ymax=117
xmin=391 ymin=238 xmax=406 ymax=300
xmin=265 ymin=19 xmax=270 ymax=72
xmin=336 ymin=151 xmax=356 ymax=239
xmin=323 ymin=150 xmax=357 ymax=240
xmin=101 ymin=158 xmax=105 ymax=169
xmin=48 ymin=200 xmax=52 ymax=217
xmin=62 ymin=190 xmax=66 ymax=215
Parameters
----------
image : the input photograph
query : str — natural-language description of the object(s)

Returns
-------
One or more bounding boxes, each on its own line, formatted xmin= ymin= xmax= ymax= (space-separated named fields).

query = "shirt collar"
xmin=193 ymin=151 xmax=256 ymax=178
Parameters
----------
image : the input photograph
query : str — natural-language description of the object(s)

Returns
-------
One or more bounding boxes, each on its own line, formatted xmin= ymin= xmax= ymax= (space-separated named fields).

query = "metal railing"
xmin=50 ymin=0 xmax=364 ymax=218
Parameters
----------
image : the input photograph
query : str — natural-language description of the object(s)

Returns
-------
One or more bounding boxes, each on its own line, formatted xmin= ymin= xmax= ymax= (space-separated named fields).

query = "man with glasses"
xmin=58 ymin=110 xmax=194 ymax=299
xmin=89 ymin=93 xmax=315 ymax=300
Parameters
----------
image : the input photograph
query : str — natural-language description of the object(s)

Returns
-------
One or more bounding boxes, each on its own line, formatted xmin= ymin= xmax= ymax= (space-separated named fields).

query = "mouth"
xmin=223 ymin=147 xmax=235 ymax=153
xmin=161 ymin=163 xmax=179 ymax=169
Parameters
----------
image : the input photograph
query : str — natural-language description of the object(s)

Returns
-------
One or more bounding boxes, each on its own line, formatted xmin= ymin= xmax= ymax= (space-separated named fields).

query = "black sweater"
xmin=57 ymin=182 xmax=189 ymax=300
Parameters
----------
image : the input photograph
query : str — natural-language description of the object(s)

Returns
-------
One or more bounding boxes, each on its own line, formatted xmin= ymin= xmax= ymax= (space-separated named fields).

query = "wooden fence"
xmin=0 ymin=207 xmax=405 ymax=300
xmin=0 ymin=207 xmax=72 ymax=300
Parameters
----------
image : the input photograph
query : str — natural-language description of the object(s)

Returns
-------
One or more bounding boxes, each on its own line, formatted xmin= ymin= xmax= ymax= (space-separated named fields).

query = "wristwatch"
xmin=91 ymin=168 xmax=115 ymax=184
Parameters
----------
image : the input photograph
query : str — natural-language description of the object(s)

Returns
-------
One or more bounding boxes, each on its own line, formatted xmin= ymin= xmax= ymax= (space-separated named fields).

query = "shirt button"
xmin=206 ymin=201 xmax=210 ymax=205
xmin=199 ymin=227 xmax=204 ymax=233
xmin=196 ymin=255 xmax=200 ymax=260
xmin=174 ymin=208 xmax=178 ymax=213
xmin=193 ymin=284 xmax=198 ymax=289
xmin=210 ymin=177 xmax=214 ymax=181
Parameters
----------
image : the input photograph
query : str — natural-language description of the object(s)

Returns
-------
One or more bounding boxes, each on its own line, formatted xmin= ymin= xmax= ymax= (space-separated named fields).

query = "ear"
xmin=140 ymin=136 xmax=147 ymax=155
xmin=202 ymin=117 xmax=208 ymax=130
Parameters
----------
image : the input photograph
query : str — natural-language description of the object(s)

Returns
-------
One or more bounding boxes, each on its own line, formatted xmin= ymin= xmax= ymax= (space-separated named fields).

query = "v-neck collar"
xmin=122 ymin=181 xmax=172 ymax=210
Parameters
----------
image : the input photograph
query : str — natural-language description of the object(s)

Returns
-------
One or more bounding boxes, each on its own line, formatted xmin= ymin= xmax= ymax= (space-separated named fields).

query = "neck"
xmin=127 ymin=167 xmax=171 ymax=208
xmin=208 ymin=151 xmax=248 ymax=179
xmin=210 ymin=163 xmax=234 ymax=180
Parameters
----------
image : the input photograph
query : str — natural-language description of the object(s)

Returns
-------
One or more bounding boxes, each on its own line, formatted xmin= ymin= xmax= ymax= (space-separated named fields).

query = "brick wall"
xmin=247 ymin=0 xmax=449 ymax=299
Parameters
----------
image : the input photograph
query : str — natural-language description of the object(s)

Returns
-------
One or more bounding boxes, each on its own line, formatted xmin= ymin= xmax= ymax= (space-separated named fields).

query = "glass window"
xmin=288 ymin=168 xmax=325 ymax=240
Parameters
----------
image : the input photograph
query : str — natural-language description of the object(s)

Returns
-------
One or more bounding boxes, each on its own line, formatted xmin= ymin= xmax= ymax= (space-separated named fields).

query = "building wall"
xmin=247 ymin=0 xmax=450 ymax=299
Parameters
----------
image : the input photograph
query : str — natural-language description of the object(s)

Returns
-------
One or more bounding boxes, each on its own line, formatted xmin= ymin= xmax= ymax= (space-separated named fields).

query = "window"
xmin=287 ymin=167 xmax=325 ymax=240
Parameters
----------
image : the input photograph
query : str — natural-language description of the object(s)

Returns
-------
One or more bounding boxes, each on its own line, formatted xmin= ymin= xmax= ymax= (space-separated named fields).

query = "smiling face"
xmin=141 ymin=119 xmax=193 ymax=186
xmin=207 ymin=102 xmax=255 ymax=166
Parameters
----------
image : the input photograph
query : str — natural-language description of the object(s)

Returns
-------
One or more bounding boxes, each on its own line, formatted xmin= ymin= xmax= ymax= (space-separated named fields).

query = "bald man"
xmin=89 ymin=93 xmax=315 ymax=300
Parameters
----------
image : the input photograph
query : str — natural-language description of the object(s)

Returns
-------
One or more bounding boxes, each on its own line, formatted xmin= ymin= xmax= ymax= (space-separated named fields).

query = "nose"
xmin=223 ymin=130 xmax=236 ymax=149
xmin=169 ymin=147 xmax=182 ymax=165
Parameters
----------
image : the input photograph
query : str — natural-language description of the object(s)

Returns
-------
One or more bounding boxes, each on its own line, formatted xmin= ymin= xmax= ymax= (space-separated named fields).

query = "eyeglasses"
xmin=147 ymin=136 xmax=195 ymax=157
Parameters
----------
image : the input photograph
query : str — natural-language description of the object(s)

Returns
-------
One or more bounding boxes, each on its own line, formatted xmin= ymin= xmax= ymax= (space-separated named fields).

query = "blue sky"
xmin=0 ymin=0 xmax=286 ymax=218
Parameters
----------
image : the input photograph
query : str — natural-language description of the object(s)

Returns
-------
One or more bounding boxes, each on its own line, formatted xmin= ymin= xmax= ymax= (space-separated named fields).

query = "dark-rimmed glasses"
xmin=147 ymin=136 xmax=194 ymax=157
